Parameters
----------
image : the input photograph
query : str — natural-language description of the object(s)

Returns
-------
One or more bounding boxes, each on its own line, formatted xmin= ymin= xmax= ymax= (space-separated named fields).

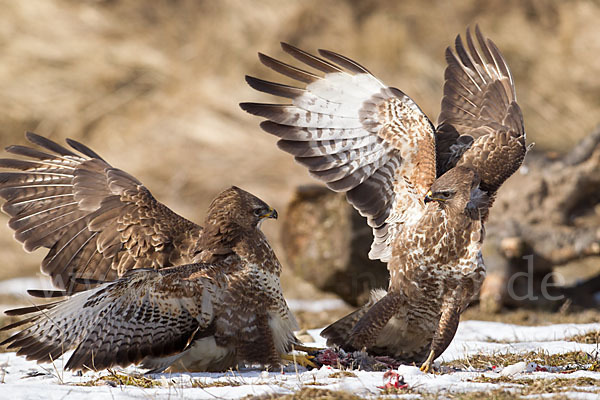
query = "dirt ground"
xmin=0 ymin=0 xmax=598 ymax=306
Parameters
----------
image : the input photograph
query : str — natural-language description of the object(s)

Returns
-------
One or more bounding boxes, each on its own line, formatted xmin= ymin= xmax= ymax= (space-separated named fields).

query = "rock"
xmin=281 ymin=185 xmax=388 ymax=306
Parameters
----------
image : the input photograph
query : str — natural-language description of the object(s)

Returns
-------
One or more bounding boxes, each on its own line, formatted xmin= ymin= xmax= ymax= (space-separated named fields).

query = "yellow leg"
xmin=280 ymin=353 xmax=317 ymax=368
xmin=419 ymin=349 xmax=435 ymax=373
xmin=420 ymin=287 xmax=463 ymax=374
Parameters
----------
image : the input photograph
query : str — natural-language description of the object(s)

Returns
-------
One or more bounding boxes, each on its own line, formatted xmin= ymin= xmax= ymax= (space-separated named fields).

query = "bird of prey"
xmin=241 ymin=26 xmax=527 ymax=371
xmin=0 ymin=134 xmax=311 ymax=372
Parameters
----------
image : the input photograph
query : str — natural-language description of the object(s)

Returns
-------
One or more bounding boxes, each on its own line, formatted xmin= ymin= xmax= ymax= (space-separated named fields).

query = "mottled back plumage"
xmin=1 ymin=138 xmax=300 ymax=372
xmin=242 ymin=26 xmax=527 ymax=370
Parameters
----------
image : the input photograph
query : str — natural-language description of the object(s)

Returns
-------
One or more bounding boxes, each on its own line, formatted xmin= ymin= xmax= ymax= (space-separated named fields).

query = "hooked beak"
xmin=260 ymin=207 xmax=278 ymax=220
xmin=424 ymin=190 xmax=445 ymax=204
xmin=424 ymin=190 xmax=434 ymax=204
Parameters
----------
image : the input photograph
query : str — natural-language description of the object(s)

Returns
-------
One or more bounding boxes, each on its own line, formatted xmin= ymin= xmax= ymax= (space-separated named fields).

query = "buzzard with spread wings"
xmin=0 ymin=135 xmax=310 ymax=371
xmin=241 ymin=26 xmax=527 ymax=371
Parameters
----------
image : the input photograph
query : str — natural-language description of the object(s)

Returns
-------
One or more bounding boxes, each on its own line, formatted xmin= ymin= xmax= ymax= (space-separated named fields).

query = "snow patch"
xmin=0 ymin=320 xmax=599 ymax=399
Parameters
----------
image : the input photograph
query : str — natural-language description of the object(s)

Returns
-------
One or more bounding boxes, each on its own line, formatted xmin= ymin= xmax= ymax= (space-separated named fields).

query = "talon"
xmin=281 ymin=353 xmax=317 ymax=368
xmin=420 ymin=349 xmax=435 ymax=373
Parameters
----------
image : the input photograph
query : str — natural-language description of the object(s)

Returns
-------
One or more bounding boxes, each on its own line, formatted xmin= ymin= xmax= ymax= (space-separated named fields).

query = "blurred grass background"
xmin=0 ymin=0 xmax=598 ymax=299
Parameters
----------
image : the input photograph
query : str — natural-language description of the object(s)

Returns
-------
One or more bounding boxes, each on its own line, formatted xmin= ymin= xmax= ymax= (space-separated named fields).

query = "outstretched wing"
xmin=0 ymin=265 xmax=216 ymax=370
xmin=0 ymin=132 xmax=203 ymax=292
xmin=436 ymin=26 xmax=527 ymax=200
xmin=241 ymin=44 xmax=436 ymax=262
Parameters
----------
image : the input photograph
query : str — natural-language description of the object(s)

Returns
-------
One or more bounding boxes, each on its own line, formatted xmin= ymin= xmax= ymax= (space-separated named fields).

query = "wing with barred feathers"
xmin=0 ymin=265 xmax=217 ymax=371
xmin=241 ymin=44 xmax=436 ymax=262
xmin=0 ymin=132 xmax=203 ymax=292
xmin=436 ymin=26 xmax=527 ymax=208
xmin=2 ymin=186 xmax=300 ymax=372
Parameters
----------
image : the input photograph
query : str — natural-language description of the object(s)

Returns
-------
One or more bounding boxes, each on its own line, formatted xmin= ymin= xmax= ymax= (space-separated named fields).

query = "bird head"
xmin=425 ymin=167 xmax=482 ymax=212
xmin=206 ymin=186 xmax=277 ymax=231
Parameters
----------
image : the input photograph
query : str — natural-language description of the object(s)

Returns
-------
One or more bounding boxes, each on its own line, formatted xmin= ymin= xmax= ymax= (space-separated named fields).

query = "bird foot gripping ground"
xmin=280 ymin=353 xmax=317 ymax=369
xmin=419 ymin=349 xmax=436 ymax=373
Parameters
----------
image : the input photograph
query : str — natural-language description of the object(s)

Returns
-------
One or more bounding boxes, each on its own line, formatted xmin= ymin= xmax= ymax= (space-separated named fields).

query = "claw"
xmin=420 ymin=349 xmax=435 ymax=373
xmin=281 ymin=353 xmax=317 ymax=368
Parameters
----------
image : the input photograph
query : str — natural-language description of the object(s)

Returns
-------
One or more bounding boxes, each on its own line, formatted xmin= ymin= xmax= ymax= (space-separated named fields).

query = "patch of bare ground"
xmin=420 ymin=391 xmax=516 ymax=400
xmin=462 ymin=306 xmax=600 ymax=326
xmin=566 ymin=330 xmax=600 ymax=344
xmin=469 ymin=376 xmax=600 ymax=397
xmin=244 ymin=387 xmax=363 ymax=400
xmin=443 ymin=350 xmax=599 ymax=370
xmin=80 ymin=370 xmax=161 ymax=388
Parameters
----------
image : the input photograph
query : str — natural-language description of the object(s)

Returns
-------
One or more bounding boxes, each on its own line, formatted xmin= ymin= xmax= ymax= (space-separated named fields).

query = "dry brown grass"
xmin=425 ymin=391 xmax=516 ymax=400
xmin=0 ymin=0 xmax=598 ymax=304
xmin=566 ymin=330 xmax=600 ymax=344
xmin=470 ymin=376 xmax=600 ymax=397
xmin=462 ymin=306 xmax=600 ymax=325
xmin=80 ymin=370 xmax=161 ymax=388
xmin=244 ymin=387 xmax=363 ymax=400
xmin=443 ymin=350 xmax=598 ymax=370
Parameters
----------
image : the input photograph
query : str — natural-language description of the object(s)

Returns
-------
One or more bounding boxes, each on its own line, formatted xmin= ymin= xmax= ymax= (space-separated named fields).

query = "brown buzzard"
xmin=241 ymin=26 xmax=527 ymax=371
xmin=0 ymin=135 xmax=310 ymax=371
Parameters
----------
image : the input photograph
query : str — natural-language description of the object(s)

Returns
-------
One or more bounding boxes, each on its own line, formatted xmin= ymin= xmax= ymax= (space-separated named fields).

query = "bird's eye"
xmin=253 ymin=208 xmax=263 ymax=217
xmin=437 ymin=191 xmax=452 ymax=199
